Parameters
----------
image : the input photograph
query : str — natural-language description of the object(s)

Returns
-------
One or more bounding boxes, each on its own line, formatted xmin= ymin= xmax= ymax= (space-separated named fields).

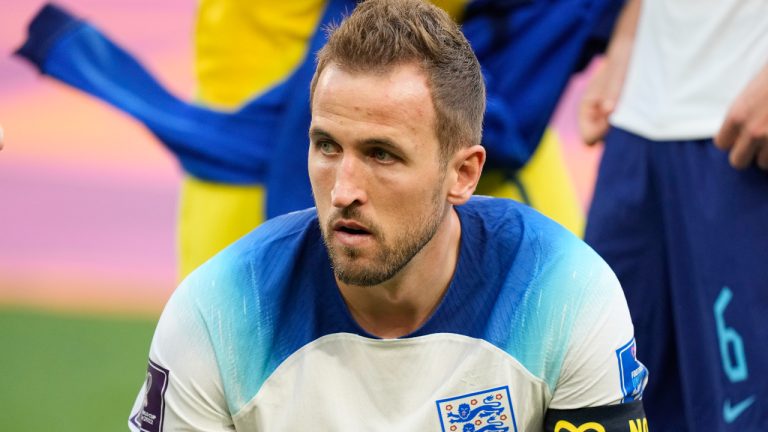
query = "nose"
xmin=331 ymin=155 xmax=367 ymax=209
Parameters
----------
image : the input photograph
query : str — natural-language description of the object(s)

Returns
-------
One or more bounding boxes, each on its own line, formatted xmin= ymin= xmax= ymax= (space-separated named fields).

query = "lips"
xmin=331 ymin=219 xmax=374 ymax=247
xmin=333 ymin=219 xmax=371 ymax=235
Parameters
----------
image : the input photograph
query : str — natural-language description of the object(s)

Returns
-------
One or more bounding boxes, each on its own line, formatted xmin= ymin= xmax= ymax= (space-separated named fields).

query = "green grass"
xmin=0 ymin=307 xmax=157 ymax=431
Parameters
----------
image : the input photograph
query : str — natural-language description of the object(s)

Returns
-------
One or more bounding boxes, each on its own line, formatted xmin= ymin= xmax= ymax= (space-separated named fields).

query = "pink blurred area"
xmin=0 ymin=0 xmax=196 ymax=315
xmin=553 ymin=64 xmax=604 ymax=208
xmin=0 ymin=0 xmax=602 ymax=316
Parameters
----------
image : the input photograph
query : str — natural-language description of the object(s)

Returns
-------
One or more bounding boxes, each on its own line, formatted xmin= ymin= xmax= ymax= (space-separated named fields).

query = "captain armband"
xmin=544 ymin=401 xmax=648 ymax=432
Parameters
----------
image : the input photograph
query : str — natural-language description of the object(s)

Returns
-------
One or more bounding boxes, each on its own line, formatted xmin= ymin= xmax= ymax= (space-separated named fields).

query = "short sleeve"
xmin=128 ymin=281 xmax=235 ymax=432
xmin=549 ymin=262 xmax=648 ymax=409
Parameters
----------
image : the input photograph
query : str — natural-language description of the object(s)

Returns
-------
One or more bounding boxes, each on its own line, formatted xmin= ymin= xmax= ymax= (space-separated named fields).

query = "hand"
xmin=579 ymin=61 xmax=617 ymax=146
xmin=578 ymin=0 xmax=639 ymax=147
xmin=714 ymin=65 xmax=768 ymax=171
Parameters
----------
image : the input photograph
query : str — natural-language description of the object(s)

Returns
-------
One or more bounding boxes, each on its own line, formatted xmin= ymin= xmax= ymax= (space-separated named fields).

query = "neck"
xmin=337 ymin=208 xmax=462 ymax=339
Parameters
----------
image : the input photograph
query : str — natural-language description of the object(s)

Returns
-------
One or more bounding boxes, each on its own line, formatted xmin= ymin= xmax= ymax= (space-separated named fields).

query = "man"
xmin=580 ymin=0 xmax=768 ymax=430
xmin=130 ymin=1 xmax=647 ymax=430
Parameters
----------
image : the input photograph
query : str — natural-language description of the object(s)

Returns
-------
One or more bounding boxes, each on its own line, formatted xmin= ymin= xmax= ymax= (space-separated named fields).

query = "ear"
xmin=447 ymin=145 xmax=486 ymax=205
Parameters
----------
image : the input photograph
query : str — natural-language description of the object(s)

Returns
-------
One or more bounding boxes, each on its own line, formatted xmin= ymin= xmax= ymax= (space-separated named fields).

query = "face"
xmin=308 ymin=63 xmax=451 ymax=286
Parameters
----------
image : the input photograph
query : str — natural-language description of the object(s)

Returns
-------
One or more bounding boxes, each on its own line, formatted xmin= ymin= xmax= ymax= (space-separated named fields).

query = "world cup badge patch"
xmin=130 ymin=359 xmax=169 ymax=432
xmin=616 ymin=338 xmax=647 ymax=403
xmin=436 ymin=386 xmax=517 ymax=432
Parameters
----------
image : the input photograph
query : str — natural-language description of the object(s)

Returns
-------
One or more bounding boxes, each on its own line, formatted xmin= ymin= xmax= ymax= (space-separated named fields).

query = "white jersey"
xmin=611 ymin=0 xmax=768 ymax=140
xmin=129 ymin=197 xmax=646 ymax=431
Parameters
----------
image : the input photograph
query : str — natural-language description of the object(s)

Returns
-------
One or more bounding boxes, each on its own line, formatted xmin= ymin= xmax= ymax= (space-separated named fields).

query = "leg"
xmin=658 ymin=139 xmax=768 ymax=431
xmin=585 ymin=127 xmax=688 ymax=431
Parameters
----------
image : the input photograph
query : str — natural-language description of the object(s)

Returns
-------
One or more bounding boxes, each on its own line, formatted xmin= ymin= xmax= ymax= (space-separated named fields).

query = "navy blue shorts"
xmin=585 ymin=127 xmax=768 ymax=432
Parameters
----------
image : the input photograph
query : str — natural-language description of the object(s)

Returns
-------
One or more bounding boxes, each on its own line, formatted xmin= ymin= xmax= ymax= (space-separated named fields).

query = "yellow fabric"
xmin=179 ymin=1 xmax=325 ymax=279
xmin=179 ymin=0 xmax=583 ymax=279
xmin=476 ymin=129 xmax=585 ymax=237
xmin=195 ymin=0 xmax=325 ymax=107
xmin=429 ymin=0 xmax=470 ymax=21
xmin=178 ymin=178 xmax=266 ymax=277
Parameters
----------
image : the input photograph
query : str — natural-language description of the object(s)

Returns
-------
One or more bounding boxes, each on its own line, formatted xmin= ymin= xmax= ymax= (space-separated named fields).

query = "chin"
xmin=334 ymin=270 xmax=377 ymax=287
xmin=333 ymin=262 xmax=392 ymax=287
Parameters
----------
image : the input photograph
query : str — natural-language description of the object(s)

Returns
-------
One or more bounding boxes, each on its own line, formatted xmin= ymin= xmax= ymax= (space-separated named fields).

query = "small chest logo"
xmin=436 ymin=386 xmax=517 ymax=432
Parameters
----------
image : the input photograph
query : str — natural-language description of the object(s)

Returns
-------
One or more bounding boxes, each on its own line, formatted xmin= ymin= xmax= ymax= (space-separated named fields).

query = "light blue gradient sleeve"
xmin=487 ymin=205 xmax=647 ymax=406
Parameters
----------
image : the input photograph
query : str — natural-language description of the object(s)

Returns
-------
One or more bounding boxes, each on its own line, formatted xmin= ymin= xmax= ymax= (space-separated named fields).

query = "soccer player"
xmin=580 ymin=0 xmax=768 ymax=430
xmin=129 ymin=1 xmax=648 ymax=430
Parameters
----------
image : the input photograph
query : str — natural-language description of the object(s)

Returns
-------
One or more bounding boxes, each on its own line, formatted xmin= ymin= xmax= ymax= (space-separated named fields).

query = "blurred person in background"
xmin=580 ymin=0 xmax=768 ymax=430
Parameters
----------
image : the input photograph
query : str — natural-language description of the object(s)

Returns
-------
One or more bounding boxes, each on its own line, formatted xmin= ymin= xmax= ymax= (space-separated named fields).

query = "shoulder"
xmin=220 ymin=207 xmax=320 ymax=261
xmin=462 ymin=197 xmax=628 ymax=392
xmin=160 ymin=207 xmax=322 ymax=350
xmin=152 ymin=207 xmax=327 ymax=413
xmin=460 ymin=196 xmax=597 ymax=268
xmin=465 ymin=196 xmax=619 ymax=311
xmin=187 ymin=207 xmax=319 ymax=287
xmin=461 ymin=196 xmax=619 ymax=330
xmin=163 ymin=206 xmax=320 ymax=323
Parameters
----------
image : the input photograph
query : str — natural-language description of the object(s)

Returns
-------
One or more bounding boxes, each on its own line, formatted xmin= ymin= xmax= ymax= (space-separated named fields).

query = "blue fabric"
xmin=16 ymin=0 xmax=623 ymax=216
xmin=16 ymin=3 xmax=284 ymax=183
xmin=585 ymin=127 xmax=768 ymax=432
xmin=15 ymin=3 xmax=82 ymax=69
xmin=466 ymin=0 xmax=620 ymax=170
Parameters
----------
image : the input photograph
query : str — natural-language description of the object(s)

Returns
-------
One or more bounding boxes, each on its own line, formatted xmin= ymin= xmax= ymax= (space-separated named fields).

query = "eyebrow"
xmin=309 ymin=127 xmax=404 ymax=153
xmin=309 ymin=127 xmax=334 ymax=142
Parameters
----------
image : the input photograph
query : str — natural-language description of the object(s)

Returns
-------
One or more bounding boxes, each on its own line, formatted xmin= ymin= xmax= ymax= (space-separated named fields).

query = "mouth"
xmin=331 ymin=219 xmax=374 ymax=246
xmin=333 ymin=220 xmax=371 ymax=235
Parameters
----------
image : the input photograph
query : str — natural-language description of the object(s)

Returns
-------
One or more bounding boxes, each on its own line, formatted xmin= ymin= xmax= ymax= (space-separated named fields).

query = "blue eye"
xmin=317 ymin=141 xmax=339 ymax=155
xmin=372 ymin=148 xmax=394 ymax=162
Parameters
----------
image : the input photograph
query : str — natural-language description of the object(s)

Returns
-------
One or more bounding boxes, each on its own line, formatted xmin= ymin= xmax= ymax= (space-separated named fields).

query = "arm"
xmin=544 ymin=261 xmax=649 ymax=431
xmin=545 ymin=403 xmax=647 ymax=432
xmin=579 ymin=0 xmax=641 ymax=146
xmin=714 ymin=62 xmax=768 ymax=171
xmin=15 ymin=4 xmax=280 ymax=184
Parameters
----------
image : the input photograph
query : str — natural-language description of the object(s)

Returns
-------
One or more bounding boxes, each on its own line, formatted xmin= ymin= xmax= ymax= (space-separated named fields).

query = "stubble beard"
xmin=322 ymin=188 xmax=447 ymax=287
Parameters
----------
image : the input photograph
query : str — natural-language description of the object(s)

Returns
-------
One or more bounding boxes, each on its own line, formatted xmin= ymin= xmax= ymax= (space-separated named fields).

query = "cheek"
xmin=310 ymin=174 xmax=331 ymax=220
xmin=375 ymin=179 xmax=438 ymax=219
xmin=308 ymin=159 xmax=334 ymax=195
xmin=308 ymin=162 xmax=335 ymax=220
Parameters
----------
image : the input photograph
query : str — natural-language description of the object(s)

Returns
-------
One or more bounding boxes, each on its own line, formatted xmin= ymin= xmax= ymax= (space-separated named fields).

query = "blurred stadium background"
xmin=0 ymin=0 xmax=602 ymax=430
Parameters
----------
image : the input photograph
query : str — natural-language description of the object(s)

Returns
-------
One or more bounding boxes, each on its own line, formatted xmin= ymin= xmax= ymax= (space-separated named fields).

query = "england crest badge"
xmin=436 ymin=386 xmax=517 ymax=432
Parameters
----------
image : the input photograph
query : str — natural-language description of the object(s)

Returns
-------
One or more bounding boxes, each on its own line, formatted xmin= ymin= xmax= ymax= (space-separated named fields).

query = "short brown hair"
xmin=310 ymin=0 xmax=486 ymax=162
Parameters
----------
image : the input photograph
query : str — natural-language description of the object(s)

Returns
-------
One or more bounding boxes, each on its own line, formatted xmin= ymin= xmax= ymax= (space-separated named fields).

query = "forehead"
xmin=310 ymin=63 xmax=438 ymax=147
